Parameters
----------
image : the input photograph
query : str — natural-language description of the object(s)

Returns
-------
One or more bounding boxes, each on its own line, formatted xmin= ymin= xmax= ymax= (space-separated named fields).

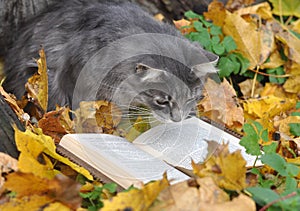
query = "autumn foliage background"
xmin=1 ymin=0 xmax=300 ymax=210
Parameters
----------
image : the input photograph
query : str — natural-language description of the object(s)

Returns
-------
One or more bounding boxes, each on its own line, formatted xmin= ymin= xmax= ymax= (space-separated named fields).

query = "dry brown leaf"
xmin=75 ymin=100 xmax=121 ymax=134
xmin=235 ymin=2 xmax=273 ymax=20
xmin=192 ymin=143 xmax=247 ymax=191
xmin=225 ymin=0 xmax=256 ymax=12
xmin=151 ymin=177 xmax=255 ymax=211
xmin=204 ymin=0 xmax=227 ymax=26
xmin=95 ymin=100 xmax=122 ymax=134
xmin=198 ymin=78 xmax=244 ymax=129
xmin=38 ymin=107 xmax=74 ymax=143
xmin=2 ymin=172 xmax=81 ymax=210
xmin=0 ymin=153 xmax=18 ymax=191
xmin=238 ymin=79 xmax=263 ymax=97
xmin=173 ymin=19 xmax=195 ymax=35
xmin=0 ymin=86 xmax=28 ymax=123
xmin=274 ymin=116 xmax=300 ymax=137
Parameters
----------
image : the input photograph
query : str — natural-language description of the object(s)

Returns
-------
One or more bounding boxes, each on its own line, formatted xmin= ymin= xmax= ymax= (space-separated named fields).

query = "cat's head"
xmin=111 ymin=55 xmax=218 ymax=123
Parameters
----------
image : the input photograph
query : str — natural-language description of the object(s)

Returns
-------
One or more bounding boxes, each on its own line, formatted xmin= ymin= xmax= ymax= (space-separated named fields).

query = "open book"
xmin=57 ymin=117 xmax=257 ymax=189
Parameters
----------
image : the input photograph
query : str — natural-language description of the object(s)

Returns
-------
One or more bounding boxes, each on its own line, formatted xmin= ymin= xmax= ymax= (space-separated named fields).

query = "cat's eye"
xmin=154 ymin=96 xmax=170 ymax=107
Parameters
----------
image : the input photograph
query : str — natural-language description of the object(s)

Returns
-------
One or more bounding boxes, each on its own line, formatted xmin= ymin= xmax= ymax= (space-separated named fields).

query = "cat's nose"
xmin=170 ymin=109 xmax=182 ymax=122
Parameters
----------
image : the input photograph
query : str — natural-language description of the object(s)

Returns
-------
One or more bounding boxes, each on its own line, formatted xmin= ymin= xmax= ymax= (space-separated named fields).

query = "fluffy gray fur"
xmin=3 ymin=0 xmax=218 ymax=122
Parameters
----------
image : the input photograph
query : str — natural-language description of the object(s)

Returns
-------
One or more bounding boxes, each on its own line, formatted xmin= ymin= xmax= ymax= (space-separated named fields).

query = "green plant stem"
xmin=259 ymin=191 xmax=297 ymax=211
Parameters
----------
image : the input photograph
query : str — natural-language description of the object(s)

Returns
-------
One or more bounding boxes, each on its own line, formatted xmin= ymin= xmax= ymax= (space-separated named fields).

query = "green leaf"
xmin=197 ymin=31 xmax=211 ymax=48
xmin=261 ymin=129 xmax=269 ymax=142
xmin=234 ymin=53 xmax=250 ymax=75
xmin=289 ymin=123 xmax=300 ymax=136
xmin=103 ymin=183 xmax=117 ymax=193
xmin=211 ymin=35 xmax=220 ymax=44
xmin=285 ymin=163 xmax=300 ymax=177
xmin=218 ymin=57 xmax=235 ymax=78
xmin=291 ymin=112 xmax=300 ymax=116
xmin=227 ymin=54 xmax=241 ymax=74
xmin=296 ymin=102 xmax=300 ymax=109
xmin=240 ymin=134 xmax=262 ymax=156
xmin=184 ymin=10 xmax=202 ymax=19
xmin=267 ymin=66 xmax=286 ymax=84
xmin=222 ymin=36 xmax=237 ymax=52
xmin=212 ymin=44 xmax=225 ymax=55
xmin=247 ymin=187 xmax=280 ymax=206
xmin=253 ymin=121 xmax=263 ymax=133
xmin=263 ymin=142 xmax=278 ymax=154
xmin=193 ymin=21 xmax=204 ymax=32
xmin=210 ymin=25 xmax=222 ymax=36
xmin=284 ymin=177 xmax=298 ymax=195
xmin=261 ymin=154 xmax=288 ymax=176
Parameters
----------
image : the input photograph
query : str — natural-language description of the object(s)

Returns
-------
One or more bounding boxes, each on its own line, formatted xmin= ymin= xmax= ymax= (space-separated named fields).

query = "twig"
xmin=250 ymin=66 xmax=259 ymax=98
xmin=249 ymin=68 xmax=291 ymax=78
xmin=259 ymin=191 xmax=297 ymax=211
xmin=285 ymin=15 xmax=293 ymax=26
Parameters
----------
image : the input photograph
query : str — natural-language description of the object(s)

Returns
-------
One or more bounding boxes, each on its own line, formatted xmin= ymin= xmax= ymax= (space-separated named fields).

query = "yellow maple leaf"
xmin=14 ymin=127 xmax=93 ymax=180
xmin=192 ymin=143 xmax=247 ymax=191
xmin=25 ymin=48 xmax=48 ymax=112
xmin=243 ymin=95 xmax=296 ymax=119
xmin=235 ymin=2 xmax=273 ymax=20
xmin=223 ymin=11 xmax=263 ymax=69
xmin=102 ymin=173 xmax=169 ymax=211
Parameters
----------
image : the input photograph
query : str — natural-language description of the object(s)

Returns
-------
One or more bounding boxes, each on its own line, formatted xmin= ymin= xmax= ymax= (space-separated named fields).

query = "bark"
xmin=0 ymin=94 xmax=24 ymax=158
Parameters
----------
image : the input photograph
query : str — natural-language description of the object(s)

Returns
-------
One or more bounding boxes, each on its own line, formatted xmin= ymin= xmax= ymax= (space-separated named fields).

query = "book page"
xmin=133 ymin=117 xmax=258 ymax=169
xmin=59 ymin=134 xmax=189 ymax=188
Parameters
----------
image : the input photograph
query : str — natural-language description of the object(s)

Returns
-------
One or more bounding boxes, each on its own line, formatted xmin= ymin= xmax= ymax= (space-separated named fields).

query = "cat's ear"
xmin=191 ymin=55 xmax=219 ymax=78
xmin=135 ymin=63 xmax=164 ymax=82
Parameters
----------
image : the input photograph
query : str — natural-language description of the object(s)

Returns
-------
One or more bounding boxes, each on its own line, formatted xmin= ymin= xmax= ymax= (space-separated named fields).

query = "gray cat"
xmin=3 ymin=0 xmax=218 ymax=122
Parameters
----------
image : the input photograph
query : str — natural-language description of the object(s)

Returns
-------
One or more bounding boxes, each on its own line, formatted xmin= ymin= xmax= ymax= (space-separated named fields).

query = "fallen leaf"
xmin=243 ymin=95 xmax=296 ymax=119
xmin=198 ymin=78 xmax=244 ymax=129
xmin=269 ymin=0 xmax=300 ymax=18
xmin=192 ymin=143 xmax=247 ymax=191
xmin=102 ymin=173 xmax=169 ymax=211
xmin=274 ymin=115 xmax=300 ymax=137
xmin=173 ymin=19 xmax=195 ymax=35
xmin=75 ymin=100 xmax=121 ymax=134
xmin=2 ymin=172 xmax=81 ymax=210
xmin=14 ymin=127 xmax=93 ymax=180
xmin=204 ymin=0 xmax=227 ymax=27
xmin=238 ymin=79 xmax=263 ymax=98
xmin=95 ymin=100 xmax=122 ymax=134
xmin=0 ymin=153 xmax=18 ymax=191
xmin=0 ymin=86 xmax=27 ymax=123
xmin=222 ymin=11 xmax=262 ymax=69
xmin=235 ymin=2 xmax=273 ymax=20
xmin=25 ymin=48 xmax=48 ymax=113
xmin=151 ymin=177 xmax=255 ymax=211
xmin=273 ymin=21 xmax=300 ymax=64
xmin=38 ymin=107 xmax=74 ymax=143
xmin=225 ymin=0 xmax=256 ymax=12
xmin=260 ymin=83 xmax=297 ymax=99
